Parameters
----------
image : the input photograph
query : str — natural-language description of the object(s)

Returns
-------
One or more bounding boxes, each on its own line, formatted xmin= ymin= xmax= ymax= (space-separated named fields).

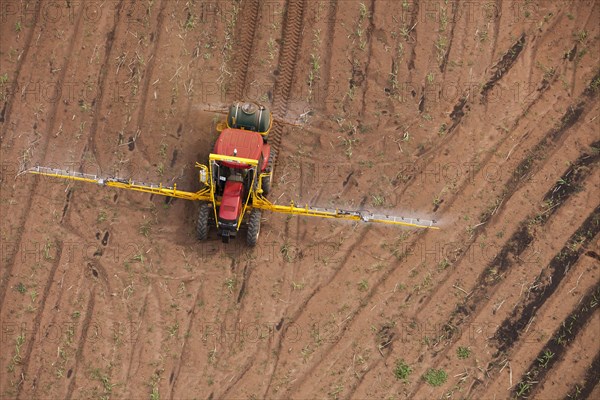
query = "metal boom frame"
xmin=28 ymin=162 xmax=439 ymax=230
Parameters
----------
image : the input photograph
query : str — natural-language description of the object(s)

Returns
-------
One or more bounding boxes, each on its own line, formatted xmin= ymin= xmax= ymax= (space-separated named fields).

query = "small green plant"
xmin=426 ymin=72 xmax=434 ymax=84
xmin=0 ymin=73 xmax=8 ymax=85
xmin=167 ymin=321 xmax=179 ymax=337
xmin=437 ymin=258 xmax=450 ymax=271
xmin=359 ymin=2 xmax=369 ymax=21
xmin=516 ymin=381 xmax=531 ymax=397
xmin=438 ymin=123 xmax=447 ymax=136
xmin=267 ymin=37 xmax=277 ymax=60
xmin=150 ymin=386 xmax=160 ymax=400
xmin=537 ymin=349 xmax=554 ymax=368
xmin=457 ymin=346 xmax=471 ymax=359
xmin=184 ymin=13 xmax=195 ymax=30
xmin=224 ymin=277 xmax=236 ymax=293
xmin=423 ymin=368 xmax=447 ymax=386
xmin=358 ymin=279 xmax=369 ymax=291
xmin=371 ymin=195 xmax=385 ymax=206
xmin=72 ymin=311 xmax=81 ymax=319
xmin=280 ymin=242 xmax=294 ymax=262
xmin=159 ymin=143 xmax=168 ymax=158
xmin=15 ymin=282 xmax=26 ymax=294
xmin=139 ymin=220 xmax=152 ymax=237
xmin=97 ymin=210 xmax=108 ymax=223
xmin=15 ymin=21 xmax=22 ymax=32
xmin=79 ymin=102 xmax=91 ymax=112
xmin=29 ymin=288 xmax=38 ymax=303
xmin=394 ymin=359 xmax=412 ymax=382
xmin=575 ymin=29 xmax=588 ymax=43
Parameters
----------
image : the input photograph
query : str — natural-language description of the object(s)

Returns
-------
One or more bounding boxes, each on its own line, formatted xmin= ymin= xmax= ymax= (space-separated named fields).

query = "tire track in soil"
xmin=124 ymin=289 xmax=150 ymax=389
xmin=264 ymin=226 xmax=378 ymax=396
xmin=204 ymin=2 xmax=264 ymax=394
xmin=276 ymin=56 xmax=595 ymax=400
xmin=168 ymin=282 xmax=204 ymax=400
xmin=87 ymin=0 xmax=124 ymax=157
xmin=11 ymin=0 xmax=120 ymax=387
xmin=0 ymin=1 xmax=41 ymax=129
xmin=564 ymin=349 xmax=600 ymax=399
xmin=320 ymin=0 xmax=338 ymax=113
xmin=359 ymin=0 xmax=375 ymax=119
xmin=219 ymin=4 xmax=306 ymax=394
xmin=438 ymin=1 xmax=458 ymax=74
xmin=269 ymin=0 xmax=306 ymax=167
xmin=0 ymin=0 xmax=86 ymax=328
xmin=453 ymin=92 xmax=595 ymax=291
xmin=282 ymin=231 xmax=433 ymax=398
xmin=507 ymin=282 xmax=600 ymax=399
xmin=65 ymin=289 xmax=96 ymax=400
xmin=220 ymin=225 xmax=349 ymax=398
xmin=489 ymin=0 xmax=502 ymax=61
xmin=232 ymin=0 xmax=260 ymax=99
xmin=404 ymin=148 xmax=599 ymax=397
xmin=568 ymin=3 xmax=599 ymax=96
xmin=394 ymin=30 xmax=534 ymax=188
xmin=14 ymin=242 xmax=63 ymax=399
xmin=493 ymin=151 xmax=600 ymax=354
xmin=352 ymin=86 xmax=599 ymax=398
xmin=406 ymin=0 xmax=419 ymax=72
xmin=480 ymin=33 xmax=526 ymax=101
xmin=134 ymin=0 xmax=167 ymax=162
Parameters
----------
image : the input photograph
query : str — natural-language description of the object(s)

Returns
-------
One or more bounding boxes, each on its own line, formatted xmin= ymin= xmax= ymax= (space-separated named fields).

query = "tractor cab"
xmin=198 ymin=112 xmax=273 ymax=244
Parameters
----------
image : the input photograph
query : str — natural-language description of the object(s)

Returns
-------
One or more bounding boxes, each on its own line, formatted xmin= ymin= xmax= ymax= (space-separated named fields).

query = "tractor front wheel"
xmin=247 ymin=210 xmax=261 ymax=247
xmin=196 ymin=204 xmax=211 ymax=240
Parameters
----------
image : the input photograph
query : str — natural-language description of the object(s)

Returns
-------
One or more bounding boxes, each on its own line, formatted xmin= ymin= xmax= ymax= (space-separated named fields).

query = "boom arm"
xmin=252 ymin=196 xmax=439 ymax=230
xmin=27 ymin=165 xmax=439 ymax=230
xmin=27 ymin=166 xmax=211 ymax=201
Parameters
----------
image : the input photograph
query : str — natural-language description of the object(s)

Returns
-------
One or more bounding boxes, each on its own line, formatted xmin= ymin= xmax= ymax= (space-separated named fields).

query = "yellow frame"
xmin=28 ymin=159 xmax=439 ymax=231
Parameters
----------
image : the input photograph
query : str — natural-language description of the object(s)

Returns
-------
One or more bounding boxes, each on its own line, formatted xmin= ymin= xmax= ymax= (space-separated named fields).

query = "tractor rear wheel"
xmin=247 ymin=210 xmax=261 ymax=247
xmin=261 ymin=150 xmax=275 ymax=195
xmin=261 ymin=175 xmax=271 ymax=196
xmin=196 ymin=204 xmax=211 ymax=240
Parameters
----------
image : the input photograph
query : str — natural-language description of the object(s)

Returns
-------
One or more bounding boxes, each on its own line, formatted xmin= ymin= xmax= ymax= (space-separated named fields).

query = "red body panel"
xmin=219 ymin=181 xmax=244 ymax=221
xmin=261 ymin=144 xmax=271 ymax=171
xmin=214 ymin=128 xmax=264 ymax=167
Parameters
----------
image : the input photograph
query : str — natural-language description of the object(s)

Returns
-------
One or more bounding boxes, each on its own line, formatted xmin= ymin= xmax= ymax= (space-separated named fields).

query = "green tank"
xmin=227 ymin=102 xmax=272 ymax=135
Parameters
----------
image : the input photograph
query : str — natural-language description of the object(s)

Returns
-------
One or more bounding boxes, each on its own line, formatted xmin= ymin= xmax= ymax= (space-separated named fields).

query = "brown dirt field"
xmin=1 ymin=1 xmax=599 ymax=399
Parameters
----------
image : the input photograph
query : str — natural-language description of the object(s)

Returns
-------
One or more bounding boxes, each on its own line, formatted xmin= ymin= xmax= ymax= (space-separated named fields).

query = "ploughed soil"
xmin=1 ymin=1 xmax=598 ymax=399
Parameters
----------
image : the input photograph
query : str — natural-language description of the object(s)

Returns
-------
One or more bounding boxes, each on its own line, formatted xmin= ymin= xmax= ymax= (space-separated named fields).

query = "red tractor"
xmin=28 ymin=101 xmax=438 ymax=248
xmin=196 ymin=101 xmax=275 ymax=246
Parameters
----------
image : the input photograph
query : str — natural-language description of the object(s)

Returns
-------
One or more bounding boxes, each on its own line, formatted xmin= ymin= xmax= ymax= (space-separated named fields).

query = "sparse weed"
xmin=224 ymin=277 xmax=236 ymax=293
xmin=394 ymin=359 xmax=412 ymax=382
xmin=371 ymin=195 xmax=385 ymax=206
xmin=423 ymin=368 xmax=447 ymax=386
xmin=358 ymin=279 xmax=369 ymax=291
xmin=167 ymin=321 xmax=179 ymax=337
xmin=15 ymin=282 xmax=26 ymax=294
xmin=139 ymin=220 xmax=152 ymax=237
xmin=457 ymin=346 xmax=471 ymax=359
xmin=97 ymin=210 xmax=108 ymax=223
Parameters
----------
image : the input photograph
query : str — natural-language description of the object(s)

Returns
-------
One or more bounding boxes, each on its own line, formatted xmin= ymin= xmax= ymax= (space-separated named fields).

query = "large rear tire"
xmin=247 ymin=210 xmax=261 ymax=247
xmin=261 ymin=174 xmax=271 ymax=196
xmin=261 ymin=150 xmax=275 ymax=195
xmin=196 ymin=204 xmax=211 ymax=240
